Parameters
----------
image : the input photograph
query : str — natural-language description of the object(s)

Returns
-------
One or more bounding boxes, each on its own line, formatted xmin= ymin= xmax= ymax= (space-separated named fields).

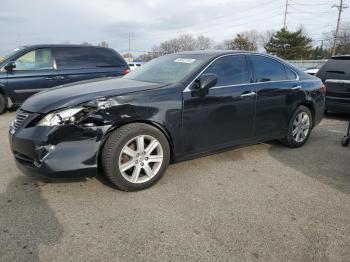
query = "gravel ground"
xmin=0 ymin=111 xmax=349 ymax=262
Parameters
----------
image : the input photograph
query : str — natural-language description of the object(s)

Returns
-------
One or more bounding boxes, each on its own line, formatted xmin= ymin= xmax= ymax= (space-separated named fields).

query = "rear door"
xmin=53 ymin=47 xmax=99 ymax=86
xmin=54 ymin=47 xmax=128 ymax=85
xmin=6 ymin=48 xmax=59 ymax=104
xmin=249 ymin=55 xmax=302 ymax=139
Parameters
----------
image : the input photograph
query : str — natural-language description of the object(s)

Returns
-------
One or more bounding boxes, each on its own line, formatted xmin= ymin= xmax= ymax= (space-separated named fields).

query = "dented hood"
xmin=21 ymin=78 xmax=167 ymax=114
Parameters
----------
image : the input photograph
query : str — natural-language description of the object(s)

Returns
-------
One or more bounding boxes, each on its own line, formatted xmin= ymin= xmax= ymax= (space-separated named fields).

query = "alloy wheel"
xmin=292 ymin=112 xmax=310 ymax=143
xmin=118 ymin=135 xmax=164 ymax=184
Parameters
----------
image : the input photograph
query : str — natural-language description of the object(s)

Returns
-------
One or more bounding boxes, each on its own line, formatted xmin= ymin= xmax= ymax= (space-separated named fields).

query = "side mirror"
xmin=192 ymin=73 xmax=218 ymax=97
xmin=4 ymin=61 xmax=16 ymax=71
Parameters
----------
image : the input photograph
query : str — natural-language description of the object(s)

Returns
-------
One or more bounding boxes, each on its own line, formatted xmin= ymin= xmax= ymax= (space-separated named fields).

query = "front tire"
xmin=281 ymin=105 xmax=313 ymax=148
xmin=101 ymin=123 xmax=170 ymax=191
xmin=0 ymin=94 xmax=7 ymax=114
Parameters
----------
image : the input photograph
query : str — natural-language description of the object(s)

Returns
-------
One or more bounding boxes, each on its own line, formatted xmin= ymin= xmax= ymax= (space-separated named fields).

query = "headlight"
xmin=37 ymin=107 xmax=84 ymax=126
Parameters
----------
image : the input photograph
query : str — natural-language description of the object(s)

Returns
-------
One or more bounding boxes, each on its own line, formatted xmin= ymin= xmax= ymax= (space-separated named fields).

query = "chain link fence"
xmin=287 ymin=60 xmax=328 ymax=70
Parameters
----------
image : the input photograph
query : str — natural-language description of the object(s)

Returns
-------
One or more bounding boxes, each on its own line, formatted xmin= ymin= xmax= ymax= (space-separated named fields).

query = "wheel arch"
xmin=0 ymin=84 xmax=6 ymax=96
xmin=0 ymin=85 xmax=8 ymax=110
xmin=96 ymin=120 xmax=175 ymax=172
xmin=299 ymin=101 xmax=316 ymax=128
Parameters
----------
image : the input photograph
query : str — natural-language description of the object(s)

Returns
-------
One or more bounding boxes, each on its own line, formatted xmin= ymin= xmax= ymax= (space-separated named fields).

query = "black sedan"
xmin=9 ymin=51 xmax=325 ymax=191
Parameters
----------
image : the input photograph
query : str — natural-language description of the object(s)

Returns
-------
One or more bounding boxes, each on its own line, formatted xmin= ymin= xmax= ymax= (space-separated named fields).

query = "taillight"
xmin=322 ymin=83 xmax=326 ymax=94
xmin=123 ymin=69 xmax=130 ymax=75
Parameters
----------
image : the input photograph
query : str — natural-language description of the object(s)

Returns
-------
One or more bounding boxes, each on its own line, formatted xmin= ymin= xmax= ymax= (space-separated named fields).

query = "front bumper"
xmin=9 ymin=123 xmax=111 ymax=179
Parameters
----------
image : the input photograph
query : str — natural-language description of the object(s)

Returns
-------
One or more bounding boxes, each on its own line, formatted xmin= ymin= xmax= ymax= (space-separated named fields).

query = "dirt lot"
xmin=0 ymin=111 xmax=349 ymax=262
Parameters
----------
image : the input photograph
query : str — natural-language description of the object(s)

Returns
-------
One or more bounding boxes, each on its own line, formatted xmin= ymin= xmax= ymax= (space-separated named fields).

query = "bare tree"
xmin=177 ymin=34 xmax=198 ymax=51
xmin=259 ymin=30 xmax=276 ymax=48
xmin=155 ymin=34 xmax=214 ymax=55
xmin=139 ymin=34 xmax=214 ymax=61
xmin=159 ymin=38 xmax=182 ymax=54
xmin=223 ymin=34 xmax=257 ymax=51
xmin=221 ymin=30 xmax=272 ymax=51
xmin=196 ymin=35 xmax=214 ymax=50
xmin=326 ymin=24 xmax=350 ymax=55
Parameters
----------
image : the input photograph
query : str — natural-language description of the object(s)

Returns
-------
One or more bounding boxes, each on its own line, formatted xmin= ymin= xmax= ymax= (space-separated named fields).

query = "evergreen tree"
xmin=265 ymin=28 xmax=313 ymax=59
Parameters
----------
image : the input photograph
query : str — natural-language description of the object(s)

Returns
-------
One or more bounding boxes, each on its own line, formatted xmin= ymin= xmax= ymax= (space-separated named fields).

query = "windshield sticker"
xmin=174 ymin=58 xmax=196 ymax=64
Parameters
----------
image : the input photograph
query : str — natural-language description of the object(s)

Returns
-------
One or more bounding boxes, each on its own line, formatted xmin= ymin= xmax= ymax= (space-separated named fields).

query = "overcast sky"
xmin=1 ymin=0 xmax=349 ymax=55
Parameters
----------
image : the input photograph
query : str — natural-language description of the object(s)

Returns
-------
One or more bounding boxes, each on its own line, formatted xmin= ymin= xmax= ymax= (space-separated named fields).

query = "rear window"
xmin=317 ymin=57 xmax=350 ymax=81
xmin=54 ymin=47 xmax=125 ymax=69
xmin=250 ymin=55 xmax=288 ymax=82
xmin=285 ymin=66 xmax=297 ymax=80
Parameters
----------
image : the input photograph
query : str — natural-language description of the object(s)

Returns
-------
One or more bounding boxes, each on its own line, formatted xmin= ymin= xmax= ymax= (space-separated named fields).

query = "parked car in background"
xmin=128 ymin=62 xmax=144 ymax=70
xmin=304 ymin=67 xmax=319 ymax=76
xmin=0 ymin=45 xmax=129 ymax=114
xmin=9 ymin=51 xmax=325 ymax=191
xmin=316 ymin=55 xmax=350 ymax=113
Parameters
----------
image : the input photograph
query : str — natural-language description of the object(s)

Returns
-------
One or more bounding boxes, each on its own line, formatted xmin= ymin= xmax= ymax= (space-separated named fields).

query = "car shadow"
xmin=0 ymin=176 xmax=63 ymax=261
xmin=325 ymin=111 xmax=350 ymax=121
xmin=268 ymin=129 xmax=350 ymax=194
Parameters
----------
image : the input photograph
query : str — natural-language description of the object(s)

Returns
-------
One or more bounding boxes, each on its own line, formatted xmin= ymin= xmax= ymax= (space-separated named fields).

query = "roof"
xmin=176 ymin=49 xmax=266 ymax=58
xmin=20 ymin=44 xmax=109 ymax=50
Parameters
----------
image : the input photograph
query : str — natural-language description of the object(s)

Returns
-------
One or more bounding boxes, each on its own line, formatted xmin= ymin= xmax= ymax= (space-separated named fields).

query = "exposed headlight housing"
xmin=36 ymin=97 xmax=114 ymax=127
xmin=37 ymin=108 xmax=85 ymax=126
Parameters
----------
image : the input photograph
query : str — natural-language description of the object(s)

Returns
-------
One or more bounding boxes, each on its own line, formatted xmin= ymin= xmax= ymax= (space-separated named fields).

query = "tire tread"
xmin=101 ymin=123 xmax=170 ymax=191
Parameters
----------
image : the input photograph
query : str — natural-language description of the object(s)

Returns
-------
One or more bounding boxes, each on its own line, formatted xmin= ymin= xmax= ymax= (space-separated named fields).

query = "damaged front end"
xmin=9 ymin=97 xmax=116 ymax=178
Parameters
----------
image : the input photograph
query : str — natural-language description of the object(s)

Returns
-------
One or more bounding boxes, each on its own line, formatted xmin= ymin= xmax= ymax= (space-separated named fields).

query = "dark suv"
xmin=0 ymin=45 xmax=129 ymax=113
xmin=316 ymin=55 xmax=350 ymax=113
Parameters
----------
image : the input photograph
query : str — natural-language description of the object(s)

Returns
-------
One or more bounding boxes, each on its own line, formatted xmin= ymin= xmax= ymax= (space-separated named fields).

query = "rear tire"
xmin=0 ymin=94 xmax=7 ymax=114
xmin=101 ymin=123 xmax=170 ymax=191
xmin=281 ymin=105 xmax=313 ymax=148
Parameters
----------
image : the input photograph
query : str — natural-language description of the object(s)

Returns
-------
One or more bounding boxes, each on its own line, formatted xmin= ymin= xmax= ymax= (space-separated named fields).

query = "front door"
xmin=182 ymin=55 xmax=256 ymax=155
xmin=6 ymin=48 xmax=58 ymax=104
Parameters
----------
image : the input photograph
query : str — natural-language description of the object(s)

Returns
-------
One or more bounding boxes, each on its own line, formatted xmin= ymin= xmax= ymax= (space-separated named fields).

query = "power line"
xmin=288 ymin=6 xmax=334 ymax=14
xmin=128 ymin=2 xmax=285 ymax=41
xmin=289 ymin=0 xmax=334 ymax=6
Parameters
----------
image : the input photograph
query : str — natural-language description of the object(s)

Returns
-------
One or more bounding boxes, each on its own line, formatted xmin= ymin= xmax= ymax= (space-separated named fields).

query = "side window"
xmin=55 ymin=47 xmax=94 ymax=69
xmin=285 ymin=66 xmax=297 ymax=80
xmin=203 ymin=55 xmax=250 ymax=86
xmin=14 ymin=48 xmax=53 ymax=71
xmin=93 ymin=48 xmax=125 ymax=67
xmin=55 ymin=47 xmax=124 ymax=69
xmin=250 ymin=55 xmax=287 ymax=82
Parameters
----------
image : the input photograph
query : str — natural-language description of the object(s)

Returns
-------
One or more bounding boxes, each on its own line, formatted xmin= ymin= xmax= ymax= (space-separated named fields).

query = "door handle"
xmin=291 ymin=85 xmax=302 ymax=90
xmin=46 ymin=76 xmax=57 ymax=80
xmin=59 ymin=75 xmax=70 ymax=80
xmin=240 ymin=91 xmax=256 ymax=98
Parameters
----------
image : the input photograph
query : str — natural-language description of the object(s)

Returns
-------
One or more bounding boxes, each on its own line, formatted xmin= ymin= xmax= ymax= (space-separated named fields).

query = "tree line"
xmin=137 ymin=25 xmax=350 ymax=62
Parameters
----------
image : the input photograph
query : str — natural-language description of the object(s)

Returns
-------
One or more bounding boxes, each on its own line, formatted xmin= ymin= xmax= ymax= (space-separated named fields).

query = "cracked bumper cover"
xmin=9 ymin=124 xmax=111 ymax=178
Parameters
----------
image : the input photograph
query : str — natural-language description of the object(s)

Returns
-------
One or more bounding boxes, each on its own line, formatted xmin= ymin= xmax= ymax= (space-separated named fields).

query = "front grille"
xmin=13 ymin=110 xmax=31 ymax=130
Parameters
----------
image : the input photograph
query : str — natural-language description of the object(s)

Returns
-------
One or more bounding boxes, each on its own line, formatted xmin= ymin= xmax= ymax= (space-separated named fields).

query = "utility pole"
xmin=283 ymin=0 xmax=289 ymax=29
xmin=331 ymin=0 xmax=348 ymax=56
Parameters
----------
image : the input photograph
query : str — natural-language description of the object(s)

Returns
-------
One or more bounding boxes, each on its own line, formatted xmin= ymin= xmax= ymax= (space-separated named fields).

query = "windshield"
xmin=1 ymin=47 xmax=26 ymax=62
xmin=124 ymin=54 xmax=209 ymax=84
